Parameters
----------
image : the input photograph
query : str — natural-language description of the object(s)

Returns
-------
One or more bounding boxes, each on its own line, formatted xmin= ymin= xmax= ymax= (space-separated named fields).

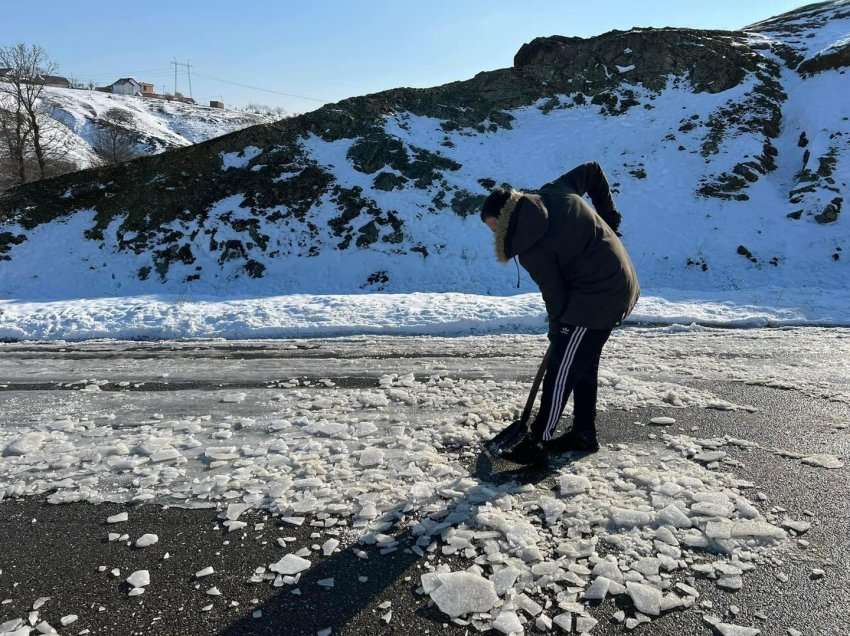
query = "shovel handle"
xmin=519 ymin=342 xmax=551 ymax=426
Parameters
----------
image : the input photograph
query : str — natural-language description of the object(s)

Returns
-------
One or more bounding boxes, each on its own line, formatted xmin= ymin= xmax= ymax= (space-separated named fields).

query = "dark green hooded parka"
xmin=493 ymin=162 xmax=640 ymax=330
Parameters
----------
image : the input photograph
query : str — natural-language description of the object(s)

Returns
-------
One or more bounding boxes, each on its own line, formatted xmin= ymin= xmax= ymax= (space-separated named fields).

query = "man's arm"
xmin=557 ymin=161 xmax=622 ymax=235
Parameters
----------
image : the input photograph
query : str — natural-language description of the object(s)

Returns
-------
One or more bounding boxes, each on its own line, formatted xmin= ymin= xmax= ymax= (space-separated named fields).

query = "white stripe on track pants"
xmin=530 ymin=324 xmax=612 ymax=442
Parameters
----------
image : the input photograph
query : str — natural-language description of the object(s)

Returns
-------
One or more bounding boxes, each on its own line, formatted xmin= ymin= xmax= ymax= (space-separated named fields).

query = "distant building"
xmin=0 ymin=68 xmax=71 ymax=88
xmin=140 ymin=82 xmax=155 ymax=95
xmin=209 ymin=100 xmax=224 ymax=109
xmin=107 ymin=78 xmax=142 ymax=96
xmin=41 ymin=74 xmax=71 ymax=88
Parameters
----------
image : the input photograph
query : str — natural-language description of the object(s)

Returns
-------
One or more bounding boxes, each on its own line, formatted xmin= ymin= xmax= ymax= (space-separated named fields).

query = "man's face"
xmin=483 ymin=216 xmax=498 ymax=233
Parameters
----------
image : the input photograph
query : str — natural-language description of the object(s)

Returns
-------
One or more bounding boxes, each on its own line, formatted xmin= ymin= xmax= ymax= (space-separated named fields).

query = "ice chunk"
xmin=0 ymin=619 xmax=24 ymax=633
xmin=420 ymin=573 xmax=443 ymax=594
xmin=780 ymin=519 xmax=811 ymax=534
xmin=220 ymin=392 xmax=246 ymax=403
xmin=632 ymin=558 xmax=661 ymax=577
xmin=609 ymin=507 xmax=654 ymax=528
xmin=660 ymin=593 xmax=684 ymax=612
xmin=195 ymin=566 xmax=215 ymax=578
xmin=126 ymin=570 xmax=150 ymax=588
xmin=516 ymin=593 xmax=543 ymax=617
xmin=270 ymin=555 xmax=311 ymax=576
xmin=358 ymin=448 xmax=385 ymax=467
xmin=225 ymin=503 xmax=251 ymax=521
xmin=492 ymin=566 xmax=520 ymax=596
xmin=492 ymin=611 xmax=523 ymax=634
xmin=32 ymin=597 xmax=50 ymax=610
xmin=322 ymin=539 xmax=340 ymax=556
xmin=694 ymin=451 xmax=726 ymax=463
xmin=692 ymin=502 xmax=735 ymax=517
xmin=715 ymin=623 xmax=760 ymax=636
xmin=559 ymin=474 xmax=591 ymax=496
xmin=106 ymin=512 xmax=128 ymax=524
xmin=428 ymin=572 xmax=498 ymax=618
xmin=801 ymin=454 xmax=843 ymax=469
xmin=657 ymin=504 xmax=692 ymax=528
xmin=591 ymin=559 xmax=623 ymax=583
xmin=650 ymin=417 xmax=676 ymax=426
xmin=717 ymin=576 xmax=743 ymax=591
xmin=626 ymin=581 xmax=662 ymax=616
xmin=553 ymin=613 xmax=573 ymax=632
xmin=731 ymin=521 xmax=785 ymax=541
xmin=3 ymin=432 xmax=48 ymax=456
xmin=584 ymin=576 xmax=611 ymax=601
xmin=150 ymin=447 xmax=181 ymax=463
xmin=675 ymin=582 xmax=700 ymax=597
xmin=135 ymin=534 xmax=158 ymax=548
xmin=576 ymin=615 xmax=598 ymax=633
xmin=536 ymin=614 xmax=553 ymax=631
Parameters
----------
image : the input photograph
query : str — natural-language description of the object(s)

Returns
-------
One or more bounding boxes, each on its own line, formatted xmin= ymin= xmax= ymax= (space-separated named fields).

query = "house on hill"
xmin=41 ymin=74 xmax=71 ymax=88
xmin=0 ymin=68 xmax=71 ymax=88
xmin=104 ymin=77 xmax=143 ymax=96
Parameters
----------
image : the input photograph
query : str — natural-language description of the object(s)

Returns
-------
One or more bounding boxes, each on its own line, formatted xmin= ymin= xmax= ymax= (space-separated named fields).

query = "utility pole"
xmin=171 ymin=59 xmax=193 ymax=99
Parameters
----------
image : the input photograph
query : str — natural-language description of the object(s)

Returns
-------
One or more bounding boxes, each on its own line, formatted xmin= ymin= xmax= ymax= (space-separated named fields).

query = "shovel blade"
xmin=485 ymin=420 xmax=528 ymax=457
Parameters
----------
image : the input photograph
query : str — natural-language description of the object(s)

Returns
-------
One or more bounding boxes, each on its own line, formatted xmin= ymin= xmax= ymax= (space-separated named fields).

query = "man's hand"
xmin=547 ymin=321 xmax=560 ymax=341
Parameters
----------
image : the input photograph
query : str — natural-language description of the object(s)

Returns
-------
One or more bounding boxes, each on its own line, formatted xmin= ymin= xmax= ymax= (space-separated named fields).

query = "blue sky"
xmin=4 ymin=1 xmax=802 ymax=113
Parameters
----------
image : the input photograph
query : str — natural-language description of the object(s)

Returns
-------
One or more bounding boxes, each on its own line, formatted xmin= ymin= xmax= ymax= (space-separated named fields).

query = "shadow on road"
xmin=220 ymin=449 xmax=575 ymax=635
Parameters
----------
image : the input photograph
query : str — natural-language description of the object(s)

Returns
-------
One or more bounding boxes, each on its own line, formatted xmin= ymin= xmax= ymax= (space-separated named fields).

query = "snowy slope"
xmin=0 ymin=2 xmax=848 ymax=339
xmin=31 ymin=86 xmax=271 ymax=169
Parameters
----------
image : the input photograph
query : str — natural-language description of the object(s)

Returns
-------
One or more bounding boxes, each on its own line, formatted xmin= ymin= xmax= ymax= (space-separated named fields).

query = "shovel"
xmin=484 ymin=343 xmax=551 ymax=457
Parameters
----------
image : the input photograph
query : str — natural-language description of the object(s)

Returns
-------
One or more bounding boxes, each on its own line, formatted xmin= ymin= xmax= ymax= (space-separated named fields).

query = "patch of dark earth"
xmin=1 ymin=384 xmax=848 ymax=635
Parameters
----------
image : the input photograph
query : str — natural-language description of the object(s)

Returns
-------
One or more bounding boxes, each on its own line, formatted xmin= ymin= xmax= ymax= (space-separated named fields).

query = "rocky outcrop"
xmin=798 ymin=41 xmax=850 ymax=74
xmin=515 ymin=28 xmax=760 ymax=94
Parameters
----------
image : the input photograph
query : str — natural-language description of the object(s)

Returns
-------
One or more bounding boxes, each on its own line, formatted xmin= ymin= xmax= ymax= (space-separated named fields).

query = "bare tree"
xmin=0 ymin=93 xmax=31 ymax=185
xmin=91 ymin=107 xmax=139 ymax=165
xmin=0 ymin=43 xmax=59 ymax=180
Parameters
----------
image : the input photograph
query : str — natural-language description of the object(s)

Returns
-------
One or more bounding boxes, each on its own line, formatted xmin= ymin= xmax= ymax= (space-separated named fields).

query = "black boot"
xmin=545 ymin=426 xmax=599 ymax=454
xmin=502 ymin=437 xmax=549 ymax=465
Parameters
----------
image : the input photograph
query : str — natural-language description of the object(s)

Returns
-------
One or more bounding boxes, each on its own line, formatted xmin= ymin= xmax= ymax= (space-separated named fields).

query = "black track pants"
xmin=530 ymin=324 xmax=612 ymax=442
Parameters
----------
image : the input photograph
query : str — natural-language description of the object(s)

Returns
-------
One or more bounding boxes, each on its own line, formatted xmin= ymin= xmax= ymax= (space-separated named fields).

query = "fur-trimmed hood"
xmin=494 ymin=190 xmax=549 ymax=263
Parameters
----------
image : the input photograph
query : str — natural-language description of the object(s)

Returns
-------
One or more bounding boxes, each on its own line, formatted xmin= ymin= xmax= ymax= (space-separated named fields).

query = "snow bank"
xmin=0 ymin=288 xmax=846 ymax=341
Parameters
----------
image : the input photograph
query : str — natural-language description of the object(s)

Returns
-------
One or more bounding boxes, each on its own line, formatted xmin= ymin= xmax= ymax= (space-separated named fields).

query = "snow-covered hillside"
xmin=0 ymin=2 xmax=848 ymax=338
xmin=30 ymin=86 xmax=271 ymax=170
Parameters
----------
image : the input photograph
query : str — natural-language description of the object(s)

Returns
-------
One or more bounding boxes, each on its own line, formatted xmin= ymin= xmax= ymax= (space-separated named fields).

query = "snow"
xmin=220 ymin=146 xmax=263 ymax=170
xmin=27 ymin=86 xmax=269 ymax=172
xmin=106 ymin=512 xmax=128 ymax=524
xmin=2 ymin=287 xmax=850 ymax=342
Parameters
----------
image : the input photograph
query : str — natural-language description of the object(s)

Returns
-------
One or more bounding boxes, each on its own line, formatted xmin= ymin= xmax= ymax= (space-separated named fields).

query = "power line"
xmin=190 ymin=70 xmax=327 ymax=103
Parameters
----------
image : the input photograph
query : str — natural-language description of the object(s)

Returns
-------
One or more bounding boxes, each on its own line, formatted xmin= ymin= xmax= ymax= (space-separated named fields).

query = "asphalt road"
xmin=0 ymin=335 xmax=848 ymax=636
